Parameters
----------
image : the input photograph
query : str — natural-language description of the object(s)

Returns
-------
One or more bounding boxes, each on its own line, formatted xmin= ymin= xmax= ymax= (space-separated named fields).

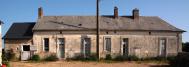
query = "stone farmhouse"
xmin=3 ymin=7 xmax=185 ymax=60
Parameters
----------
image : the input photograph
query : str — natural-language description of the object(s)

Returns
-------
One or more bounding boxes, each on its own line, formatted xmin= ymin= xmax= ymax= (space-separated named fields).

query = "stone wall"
xmin=33 ymin=31 xmax=182 ymax=58
xmin=4 ymin=39 xmax=32 ymax=59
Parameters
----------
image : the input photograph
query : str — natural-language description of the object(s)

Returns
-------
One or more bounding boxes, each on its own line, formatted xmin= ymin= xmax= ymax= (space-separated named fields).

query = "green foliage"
xmin=67 ymin=53 xmax=98 ymax=61
xmin=105 ymin=54 xmax=112 ymax=60
xmin=44 ymin=54 xmax=58 ymax=61
xmin=2 ymin=61 xmax=10 ymax=67
xmin=31 ymin=55 xmax=40 ymax=61
xmin=113 ymin=55 xmax=127 ymax=61
xmin=127 ymin=55 xmax=140 ymax=61
xmin=5 ymin=49 xmax=16 ymax=61
xmin=2 ymin=49 xmax=10 ymax=67
xmin=169 ymin=53 xmax=189 ymax=67
xmin=182 ymin=42 xmax=189 ymax=52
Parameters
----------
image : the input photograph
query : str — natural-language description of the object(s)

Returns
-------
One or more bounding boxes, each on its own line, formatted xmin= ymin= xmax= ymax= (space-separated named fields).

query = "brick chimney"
xmin=114 ymin=6 xmax=118 ymax=18
xmin=38 ymin=7 xmax=43 ymax=19
xmin=132 ymin=8 xmax=139 ymax=20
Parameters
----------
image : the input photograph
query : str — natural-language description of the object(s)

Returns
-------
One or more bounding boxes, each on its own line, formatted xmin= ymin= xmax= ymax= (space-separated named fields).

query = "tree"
xmin=182 ymin=42 xmax=189 ymax=52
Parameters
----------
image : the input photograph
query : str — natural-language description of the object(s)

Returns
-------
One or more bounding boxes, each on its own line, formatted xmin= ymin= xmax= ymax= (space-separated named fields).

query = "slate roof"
xmin=33 ymin=16 xmax=185 ymax=32
xmin=3 ymin=22 xmax=35 ymax=39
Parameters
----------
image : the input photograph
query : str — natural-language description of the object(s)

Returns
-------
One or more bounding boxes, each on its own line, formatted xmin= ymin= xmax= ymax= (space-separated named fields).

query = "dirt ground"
xmin=10 ymin=61 xmax=169 ymax=67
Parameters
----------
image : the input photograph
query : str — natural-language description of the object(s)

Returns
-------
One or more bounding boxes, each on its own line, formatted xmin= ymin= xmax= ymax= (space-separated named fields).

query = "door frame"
xmin=21 ymin=44 xmax=31 ymax=61
xmin=121 ymin=38 xmax=129 ymax=56
xmin=103 ymin=36 xmax=112 ymax=55
xmin=57 ymin=38 xmax=65 ymax=59
xmin=158 ymin=38 xmax=167 ymax=57
xmin=82 ymin=37 xmax=91 ymax=57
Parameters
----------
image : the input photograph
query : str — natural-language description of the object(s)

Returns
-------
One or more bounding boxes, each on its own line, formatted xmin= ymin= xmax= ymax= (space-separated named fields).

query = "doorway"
xmin=82 ymin=38 xmax=91 ymax=57
xmin=58 ymin=38 xmax=65 ymax=58
xmin=21 ymin=45 xmax=30 ymax=61
xmin=122 ymin=38 xmax=128 ymax=56
xmin=159 ymin=38 xmax=166 ymax=56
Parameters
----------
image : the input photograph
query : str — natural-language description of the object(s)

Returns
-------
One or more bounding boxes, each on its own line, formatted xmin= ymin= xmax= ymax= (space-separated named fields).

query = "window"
xmin=105 ymin=38 xmax=111 ymax=52
xmin=23 ymin=45 xmax=30 ymax=51
xmin=44 ymin=38 xmax=49 ymax=51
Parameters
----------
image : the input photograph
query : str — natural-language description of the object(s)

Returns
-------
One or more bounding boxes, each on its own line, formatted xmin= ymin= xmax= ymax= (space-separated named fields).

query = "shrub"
xmin=182 ymin=42 xmax=189 ymax=52
xmin=67 ymin=53 xmax=98 ymax=61
xmin=85 ymin=54 xmax=98 ymax=61
xmin=169 ymin=53 xmax=189 ymax=67
xmin=113 ymin=55 xmax=127 ymax=61
xmin=44 ymin=54 xmax=58 ymax=61
xmin=31 ymin=55 xmax=40 ymax=61
xmin=127 ymin=55 xmax=140 ymax=61
xmin=105 ymin=54 xmax=112 ymax=60
xmin=2 ymin=49 xmax=10 ymax=67
xmin=5 ymin=49 xmax=16 ymax=61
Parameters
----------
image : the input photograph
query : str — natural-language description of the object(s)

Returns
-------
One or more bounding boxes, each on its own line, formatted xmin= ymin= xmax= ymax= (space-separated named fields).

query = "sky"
xmin=0 ymin=0 xmax=188 ymax=42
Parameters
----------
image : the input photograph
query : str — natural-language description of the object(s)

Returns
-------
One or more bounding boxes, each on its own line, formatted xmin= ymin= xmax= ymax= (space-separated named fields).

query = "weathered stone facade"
xmin=4 ymin=39 xmax=32 ymax=59
xmin=32 ymin=31 xmax=182 ymax=58
xmin=3 ymin=7 xmax=185 ymax=60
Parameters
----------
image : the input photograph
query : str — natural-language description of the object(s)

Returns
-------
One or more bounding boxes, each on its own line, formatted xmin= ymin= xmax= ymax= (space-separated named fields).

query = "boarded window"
xmin=105 ymin=38 xmax=111 ymax=52
xmin=44 ymin=38 xmax=49 ymax=51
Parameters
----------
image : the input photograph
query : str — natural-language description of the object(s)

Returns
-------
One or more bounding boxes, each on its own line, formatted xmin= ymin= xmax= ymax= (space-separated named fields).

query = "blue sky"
xmin=0 ymin=0 xmax=188 ymax=42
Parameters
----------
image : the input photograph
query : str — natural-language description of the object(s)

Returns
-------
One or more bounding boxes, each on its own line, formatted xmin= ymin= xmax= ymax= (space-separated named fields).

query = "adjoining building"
xmin=3 ymin=7 xmax=185 ymax=60
xmin=0 ymin=20 xmax=3 ymax=64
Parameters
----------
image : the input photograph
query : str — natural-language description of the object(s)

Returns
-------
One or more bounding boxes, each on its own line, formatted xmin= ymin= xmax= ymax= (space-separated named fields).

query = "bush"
xmin=182 ymin=42 xmax=189 ymax=52
xmin=105 ymin=54 xmax=112 ymax=60
xmin=5 ymin=49 xmax=16 ymax=61
xmin=2 ymin=49 xmax=10 ymax=67
xmin=127 ymin=55 xmax=140 ymax=61
xmin=112 ymin=55 xmax=140 ymax=61
xmin=86 ymin=54 xmax=98 ymax=61
xmin=113 ymin=55 xmax=127 ymax=61
xmin=169 ymin=53 xmax=189 ymax=67
xmin=67 ymin=53 xmax=98 ymax=61
xmin=31 ymin=55 xmax=40 ymax=61
xmin=44 ymin=54 xmax=58 ymax=61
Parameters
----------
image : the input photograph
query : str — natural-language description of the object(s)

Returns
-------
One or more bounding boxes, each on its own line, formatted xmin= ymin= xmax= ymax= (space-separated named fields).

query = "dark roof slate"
xmin=33 ymin=16 xmax=185 ymax=32
xmin=3 ymin=22 xmax=35 ymax=39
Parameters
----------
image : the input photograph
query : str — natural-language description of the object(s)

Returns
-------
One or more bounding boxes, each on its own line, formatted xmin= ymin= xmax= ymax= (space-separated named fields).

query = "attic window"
xmin=78 ymin=24 xmax=82 ymax=26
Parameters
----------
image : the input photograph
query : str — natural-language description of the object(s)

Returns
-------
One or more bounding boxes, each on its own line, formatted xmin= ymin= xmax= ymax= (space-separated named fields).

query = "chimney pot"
xmin=114 ymin=6 xmax=118 ymax=18
xmin=132 ymin=8 xmax=139 ymax=20
xmin=38 ymin=7 xmax=43 ymax=19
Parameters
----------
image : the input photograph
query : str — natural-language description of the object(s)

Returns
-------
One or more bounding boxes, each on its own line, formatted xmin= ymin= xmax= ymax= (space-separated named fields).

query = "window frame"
xmin=43 ymin=38 xmax=49 ymax=52
xmin=104 ymin=37 xmax=112 ymax=53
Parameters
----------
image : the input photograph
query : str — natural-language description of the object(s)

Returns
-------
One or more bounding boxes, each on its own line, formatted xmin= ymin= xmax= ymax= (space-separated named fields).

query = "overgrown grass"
xmin=66 ymin=53 xmax=98 ymax=62
xmin=43 ymin=54 xmax=59 ymax=61
xmin=30 ymin=54 xmax=40 ymax=62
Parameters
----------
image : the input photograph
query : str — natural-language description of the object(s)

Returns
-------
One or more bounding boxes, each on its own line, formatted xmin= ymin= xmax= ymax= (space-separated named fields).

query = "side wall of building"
xmin=4 ymin=39 xmax=32 ymax=59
